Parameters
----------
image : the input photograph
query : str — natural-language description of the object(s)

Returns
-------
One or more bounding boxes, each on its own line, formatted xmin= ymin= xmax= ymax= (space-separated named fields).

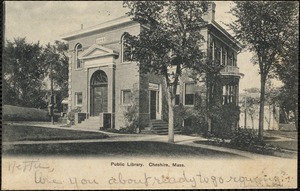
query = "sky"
xmin=5 ymin=1 xmax=272 ymax=91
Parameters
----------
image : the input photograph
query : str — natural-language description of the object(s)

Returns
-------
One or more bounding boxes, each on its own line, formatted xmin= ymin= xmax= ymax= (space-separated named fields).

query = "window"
xmin=121 ymin=90 xmax=131 ymax=105
xmin=175 ymin=85 xmax=180 ymax=105
xmin=91 ymin=70 xmax=108 ymax=85
xmin=184 ymin=83 xmax=195 ymax=105
xmin=228 ymin=53 xmax=233 ymax=66
xmin=231 ymin=53 xmax=235 ymax=66
xmin=121 ymin=33 xmax=133 ymax=63
xmin=221 ymin=47 xmax=227 ymax=65
xmin=216 ymin=46 xmax=221 ymax=65
xmin=75 ymin=43 xmax=83 ymax=69
xmin=75 ymin=92 xmax=82 ymax=106
xmin=222 ymin=85 xmax=237 ymax=105
xmin=210 ymin=40 xmax=215 ymax=60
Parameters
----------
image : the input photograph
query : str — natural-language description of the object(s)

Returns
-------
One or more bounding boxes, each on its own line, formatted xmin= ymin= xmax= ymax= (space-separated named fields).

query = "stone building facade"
xmin=61 ymin=2 xmax=242 ymax=131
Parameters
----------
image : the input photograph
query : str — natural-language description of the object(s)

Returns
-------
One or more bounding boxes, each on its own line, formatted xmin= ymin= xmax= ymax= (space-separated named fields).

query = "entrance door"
xmin=90 ymin=70 xmax=108 ymax=116
xmin=150 ymin=91 xmax=157 ymax=119
xmin=92 ymin=86 xmax=108 ymax=116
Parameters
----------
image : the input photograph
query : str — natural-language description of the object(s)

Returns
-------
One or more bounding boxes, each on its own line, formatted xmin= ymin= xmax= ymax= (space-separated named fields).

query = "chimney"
xmin=81 ymin=24 xmax=83 ymax=29
xmin=203 ymin=2 xmax=216 ymax=22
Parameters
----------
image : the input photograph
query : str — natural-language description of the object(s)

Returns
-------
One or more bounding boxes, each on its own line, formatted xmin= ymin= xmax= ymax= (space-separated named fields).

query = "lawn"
xmin=264 ymin=140 xmax=298 ymax=151
xmin=2 ymin=124 xmax=108 ymax=142
xmin=2 ymin=141 xmax=245 ymax=158
xmin=3 ymin=105 xmax=51 ymax=121
xmin=264 ymin=130 xmax=298 ymax=139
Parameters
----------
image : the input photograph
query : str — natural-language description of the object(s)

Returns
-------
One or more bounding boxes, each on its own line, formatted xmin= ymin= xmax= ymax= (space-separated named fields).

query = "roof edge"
xmin=61 ymin=15 xmax=135 ymax=40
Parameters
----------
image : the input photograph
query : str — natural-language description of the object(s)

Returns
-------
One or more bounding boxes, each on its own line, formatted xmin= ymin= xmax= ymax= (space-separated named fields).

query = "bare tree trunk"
xmin=294 ymin=108 xmax=298 ymax=131
xmin=258 ymin=75 xmax=266 ymax=141
xmin=167 ymin=88 xmax=175 ymax=143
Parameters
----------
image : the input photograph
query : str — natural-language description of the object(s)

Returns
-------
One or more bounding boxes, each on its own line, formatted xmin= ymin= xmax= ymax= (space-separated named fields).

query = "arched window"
xmin=90 ymin=70 xmax=108 ymax=115
xmin=91 ymin=70 xmax=108 ymax=85
xmin=75 ymin=43 xmax=83 ymax=69
xmin=121 ymin=33 xmax=132 ymax=63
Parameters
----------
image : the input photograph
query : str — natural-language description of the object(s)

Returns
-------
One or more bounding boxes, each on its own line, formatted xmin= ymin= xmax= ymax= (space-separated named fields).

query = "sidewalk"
xmin=3 ymin=121 xmax=297 ymax=159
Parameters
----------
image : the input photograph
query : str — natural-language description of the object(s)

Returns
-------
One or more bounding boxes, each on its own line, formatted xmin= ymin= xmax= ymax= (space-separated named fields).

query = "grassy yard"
xmin=264 ymin=130 xmax=298 ymax=151
xmin=264 ymin=130 xmax=298 ymax=139
xmin=2 ymin=141 xmax=245 ymax=158
xmin=2 ymin=124 xmax=108 ymax=142
xmin=2 ymin=124 xmax=245 ymax=158
xmin=265 ymin=140 xmax=298 ymax=151
xmin=3 ymin=105 xmax=51 ymax=121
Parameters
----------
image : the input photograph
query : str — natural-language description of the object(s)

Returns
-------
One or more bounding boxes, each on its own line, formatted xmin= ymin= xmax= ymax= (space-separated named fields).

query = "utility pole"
xmin=50 ymin=61 xmax=54 ymax=125
xmin=244 ymin=89 xmax=247 ymax=129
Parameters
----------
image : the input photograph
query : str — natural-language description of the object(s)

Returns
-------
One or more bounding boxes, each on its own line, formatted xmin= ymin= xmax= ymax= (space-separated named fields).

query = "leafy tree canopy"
xmin=123 ymin=1 xmax=211 ymax=142
xmin=229 ymin=1 xmax=298 ymax=139
xmin=124 ymin=1 xmax=209 ymax=86
xmin=3 ymin=38 xmax=46 ymax=107
xmin=3 ymin=38 xmax=69 ymax=108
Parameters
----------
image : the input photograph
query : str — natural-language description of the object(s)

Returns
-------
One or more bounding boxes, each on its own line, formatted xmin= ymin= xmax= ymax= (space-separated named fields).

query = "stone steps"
xmin=141 ymin=120 xmax=181 ymax=135
xmin=75 ymin=117 xmax=101 ymax=130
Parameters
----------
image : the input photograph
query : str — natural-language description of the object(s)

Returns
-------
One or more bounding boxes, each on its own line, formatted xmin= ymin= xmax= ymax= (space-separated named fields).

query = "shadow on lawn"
xmin=2 ymin=124 xmax=108 ymax=142
xmin=2 ymin=141 xmax=247 ymax=159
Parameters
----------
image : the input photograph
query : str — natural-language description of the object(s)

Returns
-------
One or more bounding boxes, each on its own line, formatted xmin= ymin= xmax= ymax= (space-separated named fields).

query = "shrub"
xmin=119 ymin=127 xmax=137 ymax=134
xmin=208 ymin=103 xmax=240 ymax=139
xmin=123 ymin=104 xmax=139 ymax=133
xmin=67 ymin=107 xmax=81 ymax=125
xmin=122 ymin=86 xmax=140 ymax=134
xmin=77 ymin=113 xmax=87 ymax=123
xmin=230 ymin=129 xmax=263 ymax=148
xmin=174 ymin=98 xmax=208 ymax=135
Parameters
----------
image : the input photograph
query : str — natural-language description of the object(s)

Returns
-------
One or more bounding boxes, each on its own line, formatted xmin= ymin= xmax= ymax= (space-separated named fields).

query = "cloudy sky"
xmin=5 ymin=1 xmax=268 ymax=91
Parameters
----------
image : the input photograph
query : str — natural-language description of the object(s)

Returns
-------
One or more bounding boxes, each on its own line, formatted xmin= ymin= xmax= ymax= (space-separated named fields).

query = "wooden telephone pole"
xmin=244 ymin=89 xmax=247 ymax=129
xmin=50 ymin=61 xmax=54 ymax=125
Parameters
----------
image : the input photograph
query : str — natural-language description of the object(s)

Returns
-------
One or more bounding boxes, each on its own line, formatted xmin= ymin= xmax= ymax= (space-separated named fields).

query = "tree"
xmin=123 ymin=1 xmax=209 ymax=142
xmin=274 ymin=6 xmax=299 ymax=130
xmin=43 ymin=41 xmax=69 ymax=101
xmin=3 ymin=38 xmax=46 ymax=108
xmin=43 ymin=41 xmax=69 ymax=123
xmin=229 ymin=2 xmax=297 ymax=141
xmin=3 ymin=38 xmax=69 ymax=112
xmin=240 ymin=95 xmax=259 ymax=130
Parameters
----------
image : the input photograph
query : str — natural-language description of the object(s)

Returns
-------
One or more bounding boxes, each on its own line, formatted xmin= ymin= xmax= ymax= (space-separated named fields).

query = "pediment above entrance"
xmin=79 ymin=44 xmax=119 ymax=60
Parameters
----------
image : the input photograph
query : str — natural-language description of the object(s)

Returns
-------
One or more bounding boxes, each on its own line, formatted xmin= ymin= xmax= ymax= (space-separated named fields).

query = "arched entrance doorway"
xmin=90 ymin=70 xmax=108 ymax=116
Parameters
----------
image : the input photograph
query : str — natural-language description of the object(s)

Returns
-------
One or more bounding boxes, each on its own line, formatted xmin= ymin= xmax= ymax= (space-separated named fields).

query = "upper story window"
xmin=184 ymin=83 xmax=195 ymax=106
xmin=121 ymin=33 xmax=133 ymax=63
xmin=228 ymin=53 xmax=233 ymax=66
xmin=221 ymin=47 xmax=227 ymax=66
xmin=215 ymin=46 xmax=221 ymax=65
xmin=222 ymin=85 xmax=237 ymax=105
xmin=75 ymin=43 xmax=83 ymax=69
xmin=209 ymin=39 xmax=215 ymax=61
xmin=231 ymin=53 xmax=235 ymax=66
